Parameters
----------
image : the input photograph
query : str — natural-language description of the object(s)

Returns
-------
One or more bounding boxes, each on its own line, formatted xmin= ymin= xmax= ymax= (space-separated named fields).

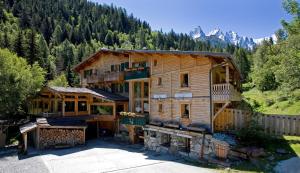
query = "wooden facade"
xmin=28 ymin=86 xmax=128 ymax=137
xmin=73 ymin=49 xmax=242 ymax=137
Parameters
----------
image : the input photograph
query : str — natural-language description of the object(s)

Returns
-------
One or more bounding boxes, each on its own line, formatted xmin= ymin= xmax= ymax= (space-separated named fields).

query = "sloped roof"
xmin=47 ymin=86 xmax=128 ymax=101
xmin=20 ymin=122 xmax=37 ymax=134
xmin=90 ymin=89 xmax=128 ymax=101
xmin=37 ymin=117 xmax=87 ymax=128
xmin=73 ymin=49 xmax=239 ymax=73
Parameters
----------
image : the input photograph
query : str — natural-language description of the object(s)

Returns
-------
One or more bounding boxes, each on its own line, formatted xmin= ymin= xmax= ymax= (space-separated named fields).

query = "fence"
xmin=254 ymin=113 xmax=300 ymax=136
xmin=214 ymin=109 xmax=300 ymax=136
xmin=214 ymin=108 xmax=251 ymax=131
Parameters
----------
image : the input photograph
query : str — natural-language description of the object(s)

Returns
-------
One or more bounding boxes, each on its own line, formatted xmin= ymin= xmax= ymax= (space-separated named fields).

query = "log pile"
xmin=39 ymin=128 xmax=84 ymax=149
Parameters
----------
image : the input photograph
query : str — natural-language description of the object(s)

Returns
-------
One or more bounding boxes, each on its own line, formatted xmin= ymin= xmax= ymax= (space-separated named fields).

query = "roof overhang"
xmin=72 ymin=49 xmax=241 ymax=78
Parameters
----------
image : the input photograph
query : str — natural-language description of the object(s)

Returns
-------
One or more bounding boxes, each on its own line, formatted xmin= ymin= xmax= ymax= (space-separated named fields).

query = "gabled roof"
xmin=47 ymin=86 xmax=128 ymax=102
xmin=73 ymin=49 xmax=237 ymax=73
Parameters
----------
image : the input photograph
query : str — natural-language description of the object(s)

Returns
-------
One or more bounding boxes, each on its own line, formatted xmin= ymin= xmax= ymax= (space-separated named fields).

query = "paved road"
xmin=0 ymin=139 xmax=216 ymax=173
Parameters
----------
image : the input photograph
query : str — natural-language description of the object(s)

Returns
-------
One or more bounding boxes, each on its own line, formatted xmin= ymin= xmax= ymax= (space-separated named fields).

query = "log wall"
xmin=150 ymin=55 xmax=212 ymax=126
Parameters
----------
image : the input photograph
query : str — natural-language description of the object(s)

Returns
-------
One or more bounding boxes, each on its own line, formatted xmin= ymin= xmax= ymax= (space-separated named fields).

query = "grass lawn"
xmin=224 ymin=136 xmax=300 ymax=173
xmin=242 ymin=88 xmax=300 ymax=115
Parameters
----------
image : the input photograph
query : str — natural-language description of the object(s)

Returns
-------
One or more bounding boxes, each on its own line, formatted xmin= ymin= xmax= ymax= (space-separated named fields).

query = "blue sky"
xmin=91 ymin=0 xmax=293 ymax=38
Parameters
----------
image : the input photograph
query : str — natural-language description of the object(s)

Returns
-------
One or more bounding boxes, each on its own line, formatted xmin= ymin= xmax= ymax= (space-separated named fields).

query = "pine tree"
xmin=104 ymin=31 xmax=113 ymax=47
xmin=26 ymin=29 xmax=38 ymax=65
xmin=50 ymin=25 xmax=63 ymax=46
xmin=14 ymin=30 xmax=25 ymax=57
xmin=37 ymin=35 xmax=49 ymax=68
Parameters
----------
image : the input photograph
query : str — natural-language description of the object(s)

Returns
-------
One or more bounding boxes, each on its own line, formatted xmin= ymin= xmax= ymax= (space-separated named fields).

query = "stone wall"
xmin=39 ymin=128 xmax=85 ymax=149
xmin=144 ymin=129 xmax=216 ymax=161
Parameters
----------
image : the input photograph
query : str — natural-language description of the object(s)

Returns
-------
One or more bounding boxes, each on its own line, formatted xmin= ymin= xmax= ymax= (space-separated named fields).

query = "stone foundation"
xmin=39 ymin=128 xmax=85 ymax=149
xmin=144 ymin=126 xmax=217 ymax=161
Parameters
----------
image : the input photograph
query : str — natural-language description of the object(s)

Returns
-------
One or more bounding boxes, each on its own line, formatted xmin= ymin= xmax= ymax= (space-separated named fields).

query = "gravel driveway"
xmin=0 ymin=139 xmax=216 ymax=173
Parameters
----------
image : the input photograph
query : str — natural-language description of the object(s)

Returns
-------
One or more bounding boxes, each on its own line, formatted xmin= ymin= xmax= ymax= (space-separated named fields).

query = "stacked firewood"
xmin=39 ymin=128 xmax=84 ymax=149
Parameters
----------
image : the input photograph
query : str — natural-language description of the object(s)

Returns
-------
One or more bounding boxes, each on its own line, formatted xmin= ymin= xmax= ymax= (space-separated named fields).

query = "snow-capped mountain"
xmin=253 ymin=34 xmax=277 ymax=45
xmin=190 ymin=26 xmax=206 ymax=40
xmin=190 ymin=26 xmax=274 ymax=50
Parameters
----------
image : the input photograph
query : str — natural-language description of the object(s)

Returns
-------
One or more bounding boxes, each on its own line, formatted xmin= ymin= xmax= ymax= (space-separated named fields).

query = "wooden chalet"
xmin=23 ymin=49 xmax=243 ymax=156
xmin=22 ymin=86 xmax=128 ymax=151
xmin=73 ymin=49 xmax=242 ymax=144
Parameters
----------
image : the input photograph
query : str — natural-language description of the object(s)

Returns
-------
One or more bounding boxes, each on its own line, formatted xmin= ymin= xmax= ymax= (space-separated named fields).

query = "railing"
xmin=120 ymin=114 xmax=149 ymax=126
xmin=212 ymin=83 xmax=241 ymax=102
xmin=124 ymin=67 xmax=150 ymax=80
xmin=40 ymin=112 xmax=62 ymax=117
xmin=104 ymin=71 xmax=124 ymax=82
xmin=87 ymin=74 xmax=104 ymax=83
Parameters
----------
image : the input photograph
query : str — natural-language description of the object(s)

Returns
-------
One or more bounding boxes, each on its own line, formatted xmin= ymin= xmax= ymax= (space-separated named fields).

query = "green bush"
xmin=236 ymin=119 xmax=270 ymax=147
xmin=265 ymin=99 xmax=275 ymax=106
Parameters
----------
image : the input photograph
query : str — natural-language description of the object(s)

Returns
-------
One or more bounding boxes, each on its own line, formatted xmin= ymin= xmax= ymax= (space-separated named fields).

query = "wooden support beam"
xmin=96 ymin=121 xmax=99 ymax=138
xmin=23 ymin=133 xmax=27 ymax=153
xmin=62 ymin=99 xmax=65 ymax=116
xmin=213 ymin=101 xmax=230 ymax=121
xmin=226 ymin=65 xmax=230 ymax=83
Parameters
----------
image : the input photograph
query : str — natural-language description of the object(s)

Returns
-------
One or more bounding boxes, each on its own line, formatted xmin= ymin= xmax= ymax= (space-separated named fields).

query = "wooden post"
xmin=23 ymin=133 xmax=27 ymax=153
xmin=96 ymin=121 xmax=99 ymax=138
xmin=127 ymin=125 xmax=136 ymax=144
xmin=129 ymin=81 xmax=133 ymax=112
xmin=62 ymin=99 xmax=65 ymax=116
xmin=36 ymin=127 xmax=40 ymax=149
xmin=75 ymin=95 xmax=78 ymax=116
xmin=226 ymin=65 xmax=229 ymax=83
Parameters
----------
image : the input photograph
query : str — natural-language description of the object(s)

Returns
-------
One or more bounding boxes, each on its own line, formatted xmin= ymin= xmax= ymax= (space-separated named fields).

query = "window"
xmin=38 ymin=101 xmax=43 ymax=109
xmin=91 ymin=105 xmax=113 ymax=115
xmin=158 ymin=103 xmax=163 ymax=113
xmin=160 ymin=133 xmax=171 ymax=147
xmin=124 ymin=82 xmax=129 ymax=92
xmin=181 ymin=104 xmax=190 ymax=118
xmin=133 ymin=81 xmax=149 ymax=113
xmin=157 ymin=77 xmax=162 ymax=86
xmin=78 ymin=101 xmax=87 ymax=112
xmin=180 ymin=73 xmax=189 ymax=87
xmin=78 ymin=96 xmax=87 ymax=99
xmin=153 ymin=59 xmax=158 ymax=66
xmin=44 ymin=102 xmax=48 ymax=109
xmin=177 ymin=137 xmax=190 ymax=153
xmin=84 ymin=69 xmax=92 ymax=78
xmin=65 ymin=101 xmax=75 ymax=112
xmin=111 ymin=65 xmax=114 ymax=72
xmin=150 ymin=131 xmax=157 ymax=138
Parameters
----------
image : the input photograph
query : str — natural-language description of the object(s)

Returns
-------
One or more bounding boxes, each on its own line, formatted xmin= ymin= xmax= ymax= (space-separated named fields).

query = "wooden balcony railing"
xmin=212 ymin=83 xmax=242 ymax=102
xmin=124 ymin=67 xmax=150 ymax=80
xmin=86 ymin=74 xmax=104 ymax=83
xmin=119 ymin=114 xmax=149 ymax=126
xmin=104 ymin=71 xmax=124 ymax=82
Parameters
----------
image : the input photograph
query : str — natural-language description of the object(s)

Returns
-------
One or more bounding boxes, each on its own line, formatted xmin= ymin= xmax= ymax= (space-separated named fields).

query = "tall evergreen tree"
xmin=14 ymin=30 xmax=25 ymax=57
xmin=26 ymin=29 xmax=38 ymax=65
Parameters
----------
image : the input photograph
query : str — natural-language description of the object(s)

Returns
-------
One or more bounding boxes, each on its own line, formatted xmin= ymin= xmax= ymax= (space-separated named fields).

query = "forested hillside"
xmin=243 ymin=0 xmax=300 ymax=115
xmin=0 ymin=0 xmax=250 ymax=87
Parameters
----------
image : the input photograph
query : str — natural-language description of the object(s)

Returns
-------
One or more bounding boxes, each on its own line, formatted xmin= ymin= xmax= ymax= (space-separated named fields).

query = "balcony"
xmin=86 ymin=74 xmax=104 ymax=84
xmin=212 ymin=83 xmax=242 ymax=102
xmin=104 ymin=71 xmax=124 ymax=82
xmin=120 ymin=114 xmax=148 ymax=126
xmin=124 ymin=67 xmax=150 ymax=80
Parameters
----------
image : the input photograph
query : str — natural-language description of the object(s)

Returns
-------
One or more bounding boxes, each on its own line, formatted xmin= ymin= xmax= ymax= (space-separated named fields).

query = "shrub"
xmin=265 ymin=99 xmax=275 ymax=106
xmin=236 ymin=119 xmax=270 ymax=147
